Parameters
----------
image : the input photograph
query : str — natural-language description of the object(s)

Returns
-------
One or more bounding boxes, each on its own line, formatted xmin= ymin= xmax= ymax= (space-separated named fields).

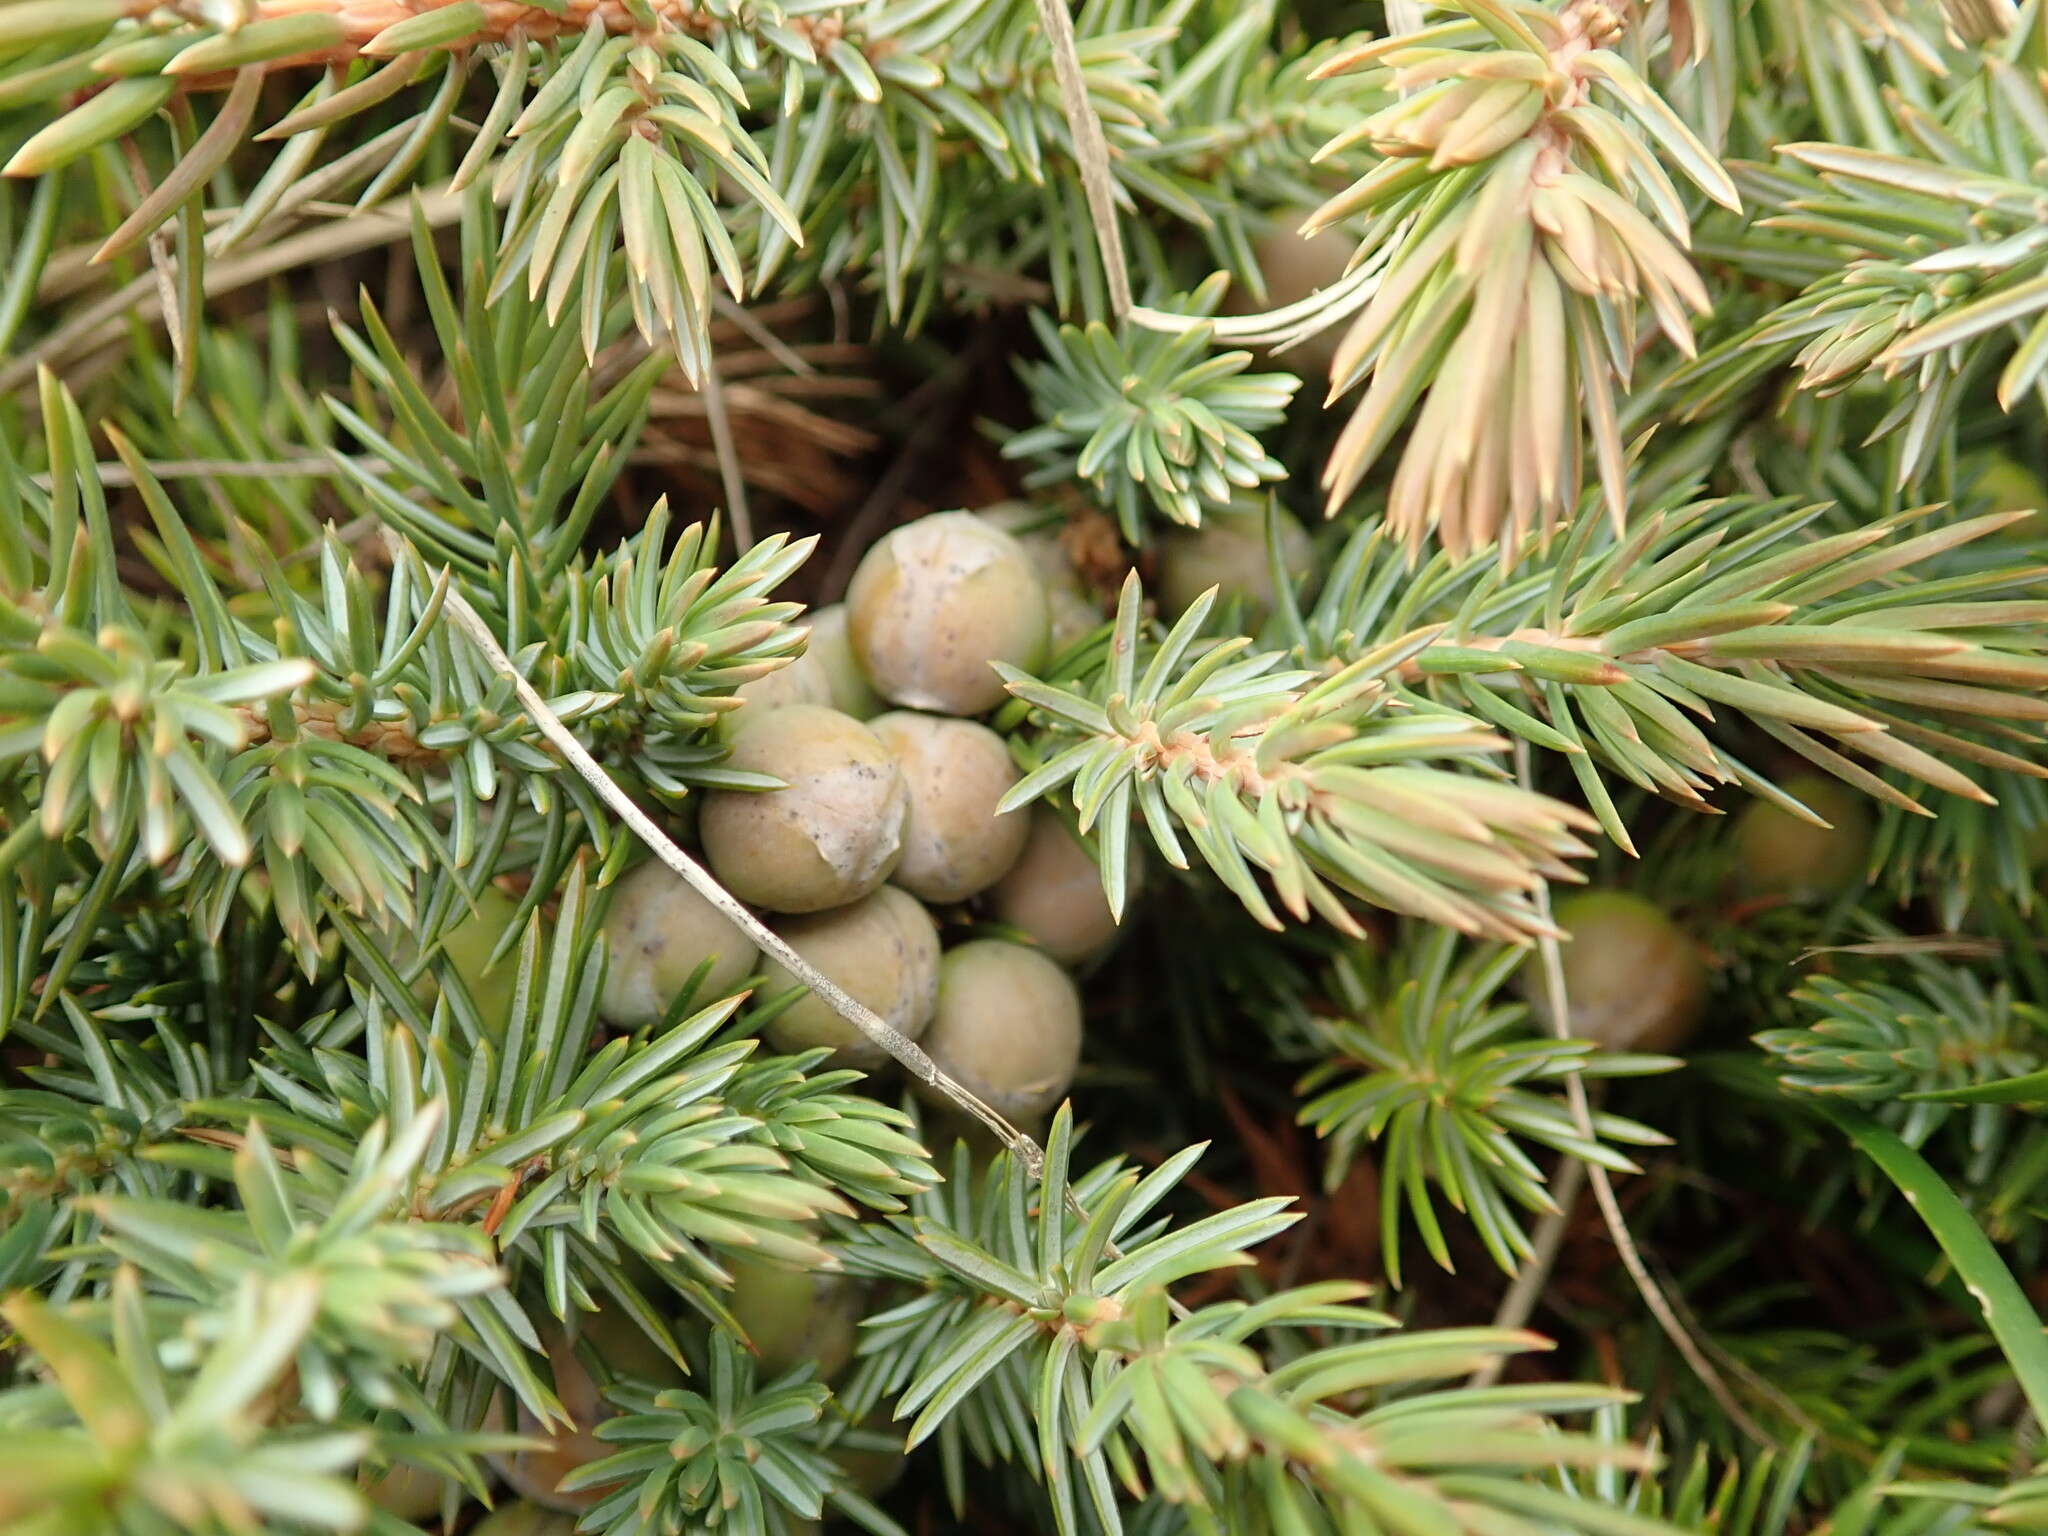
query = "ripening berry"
xmin=762 ymin=885 xmax=941 ymax=1069
xmin=599 ymin=858 xmax=759 ymax=1026
xmin=496 ymin=1316 xmax=683 ymax=1513
xmin=725 ymin=1255 xmax=860 ymax=1383
xmin=471 ymin=1503 xmax=578 ymax=1536
xmin=847 ymin=511 xmax=1050 ymax=715
xmin=1522 ymin=890 xmax=1705 ymax=1054
xmin=987 ymin=807 xmax=1125 ymax=964
xmin=363 ymin=1465 xmax=446 ymax=1520
xmin=868 ymin=711 xmax=1030 ymax=903
xmin=1733 ymin=774 xmax=1872 ymax=899
xmin=497 ymin=1345 xmax=616 ymax=1512
xmin=575 ymin=1306 xmax=688 ymax=1383
xmin=916 ymin=940 xmax=1083 ymax=1121
xmin=1157 ymin=505 xmax=1312 ymax=619
xmin=700 ymin=705 xmax=908 ymax=914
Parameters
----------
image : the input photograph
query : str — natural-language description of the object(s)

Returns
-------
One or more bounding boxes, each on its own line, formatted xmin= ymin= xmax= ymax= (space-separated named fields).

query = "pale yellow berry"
xmin=727 ymin=604 xmax=881 ymax=727
xmin=1047 ymin=585 xmax=1103 ymax=653
xmin=599 ymin=858 xmax=759 ymax=1026
xmin=868 ymin=711 xmax=1030 ymax=903
xmin=847 ymin=511 xmax=1050 ymax=715
xmin=699 ymin=705 xmax=907 ymax=914
xmin=1157 ymin=506 xmax=1311 ymax=619
xmin=729 ymin=649 xmax=833 ymax=718
xmin=762 ymin=886 xmax=941 ymax=1069
xmin=987 ymin=808 xmax=1125 ymax=964
xmin=974 ymin=502 xmax=1081 ymax=591
xmin=916 ymin=941 xmax=1083 ymax=1121
xmin=1522 ymin=891 xmax=1705 ymax=1054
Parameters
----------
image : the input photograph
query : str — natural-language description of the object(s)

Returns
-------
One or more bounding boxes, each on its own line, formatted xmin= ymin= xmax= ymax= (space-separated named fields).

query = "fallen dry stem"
xmin=1516 ymin=742 xmax=1773 ymax=1447
xmin=2 ymin=185 xmax=468 ymax=395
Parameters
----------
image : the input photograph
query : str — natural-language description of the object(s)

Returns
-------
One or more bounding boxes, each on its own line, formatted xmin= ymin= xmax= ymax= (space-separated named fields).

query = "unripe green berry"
xmin=987 ymin=808 xmax=1125 ymax=964
xmin=1732 ymin=775 xmax=1872 ymax=899
xmin=391 ymin=885 xmax=524 ymax=1040
xmin=847 ymin=511 xmax=1050 ymax=715
xmin=1521 ymin=890 xmax=1705 ymax=1054
xmin=1971 ymin=451 xmax=2048 ymax=518
xmin=809 ymin=602 xmax=884 ymax=719
xmin=599 ymin=858 xmax=759 ymax=1026
xmin=831 ymin=1411 xmax=908 ymax=1498
xmin=700 ymin=705 xmax=908 ymax=914
xmin=730 ymin=651 xmax=833 ymax=718
xmin=2027 ymin=818 xmax=2048 ymax=871
xmin=725 ymin=1255 xmax=860 ymax=1383
xmin=762 ymin=886 xmax=940 ymax=1069
xmin=868 ymin=711 xmax=1030 ymax=903
xmin=471 ymin=1503 xmax=579 ymax=1536
xmin=916 ymin=940 xmax=1083 ymax=1121
xmin=1157 ymin=506 xmax=1311 ymax=620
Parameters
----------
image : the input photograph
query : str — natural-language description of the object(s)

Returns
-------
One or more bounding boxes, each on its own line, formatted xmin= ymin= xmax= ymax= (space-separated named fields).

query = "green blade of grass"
xmin=1825 ymin=1105 xmax=2048 ymax=1427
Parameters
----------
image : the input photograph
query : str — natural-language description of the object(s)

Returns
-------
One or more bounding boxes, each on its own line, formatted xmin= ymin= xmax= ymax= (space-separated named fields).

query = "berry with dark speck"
xmin=700 ymin=705 xmax=907 ymax=913
xmin=869 ymin=710 xmax=1030 ymax=903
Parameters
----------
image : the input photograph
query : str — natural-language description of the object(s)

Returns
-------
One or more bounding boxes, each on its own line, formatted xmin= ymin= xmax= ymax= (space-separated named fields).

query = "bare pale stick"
xmin=1029 ymin=0 xmax=1132 ymax=320
xmin=1513 ymin=742 xmax=1769 ymax=1445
